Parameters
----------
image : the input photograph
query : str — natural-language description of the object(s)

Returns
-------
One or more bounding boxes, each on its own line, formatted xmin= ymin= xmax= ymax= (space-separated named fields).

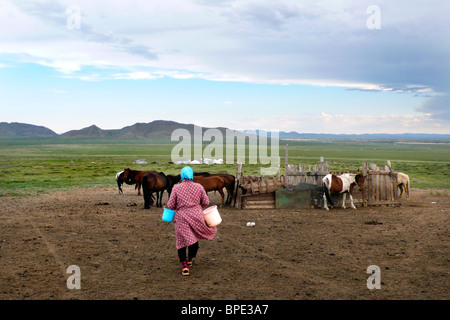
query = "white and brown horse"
xmin=397 ymin=172 xmax=410 ymax=198
xmin=322 ymin=173 xmax=365 ymax=210
xmin=116 ymin=171 xmax=136 ymax=194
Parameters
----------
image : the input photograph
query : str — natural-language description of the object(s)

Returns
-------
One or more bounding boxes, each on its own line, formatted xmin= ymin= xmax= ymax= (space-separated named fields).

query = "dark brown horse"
xmin=193 ymin=175 xmax=226 ymax=206
xmin=142 ymin=172 xmax=171 ymax=209
xmin=166 ymin=174 xmax=181 ymax=197
xmin=194 ymin=172 xmax=236 ymax=206
xmin=123 ymin=168 xmax=158 ymax=196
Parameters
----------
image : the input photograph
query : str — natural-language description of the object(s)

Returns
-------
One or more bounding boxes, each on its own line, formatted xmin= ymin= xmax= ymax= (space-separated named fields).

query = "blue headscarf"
xmin=180 ymin=166 xmax=194 ymax=181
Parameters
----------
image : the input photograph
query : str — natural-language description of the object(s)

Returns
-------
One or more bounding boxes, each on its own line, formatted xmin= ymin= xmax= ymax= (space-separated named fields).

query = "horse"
xmin=322 ymin=173 xmax=365 ymax=210
xmin=116 ymin=171 xmax=136 ymax=194
xmin=194 ymin=172 xmax=236 ymax=206
xmin=193 ymin=175 xmax=226 ymax=207
xmin=166 ymin=174 xmax=181 ymax=197
xmin=214 ymin=174 xmax=236 ymax=205
xmin=123 ymin=168 xmax=158 ymax=196
xmin=397 ymin=172 xmax=410 ymax=198
xmin=142 ymin=172 xmax=171 ymax=209
xmin=193 ymin=172 xmax=211 ymax=177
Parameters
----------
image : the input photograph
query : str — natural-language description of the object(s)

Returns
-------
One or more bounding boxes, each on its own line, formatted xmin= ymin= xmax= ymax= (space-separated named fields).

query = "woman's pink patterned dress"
xmin=166 ymin=180 xmax=217 ymax=249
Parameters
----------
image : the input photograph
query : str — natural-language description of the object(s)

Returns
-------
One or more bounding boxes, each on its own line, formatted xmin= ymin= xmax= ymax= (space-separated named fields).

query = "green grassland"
xmin=0 ymin=138 xmax=449 ymax=196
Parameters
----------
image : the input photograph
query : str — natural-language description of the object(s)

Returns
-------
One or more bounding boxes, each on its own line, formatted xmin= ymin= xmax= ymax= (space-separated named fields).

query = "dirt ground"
xmin=0 ymin=185 xmax=448 ymax=300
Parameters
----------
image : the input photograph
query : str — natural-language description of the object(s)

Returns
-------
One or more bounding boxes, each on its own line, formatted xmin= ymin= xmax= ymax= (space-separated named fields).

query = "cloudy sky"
xmin=0 ymin=0 xmax=449 ymax=134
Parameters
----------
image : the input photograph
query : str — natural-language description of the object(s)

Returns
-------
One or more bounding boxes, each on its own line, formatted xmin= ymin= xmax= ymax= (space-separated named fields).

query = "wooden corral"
xmin=239 ymin=175 xmax=285 ymax=195
xmin=234 ymin=164 xmax=285 ymax=209
xmin=362 ymin=161 xmax=401 ymax=207
xmin=282 ymin=144 xmax=401 ymax=208
xmin=285 ymin=156 xmax=329 ymax=187
xmin=241 ymin=193 xmax=276 ymax=210
xmin=234 ymin=145 xmax=402 ymax=210
xmin=284 ymin=159 xmax=400 ymax=208
xmin=284 ymin=157 xmax=363 ymax=208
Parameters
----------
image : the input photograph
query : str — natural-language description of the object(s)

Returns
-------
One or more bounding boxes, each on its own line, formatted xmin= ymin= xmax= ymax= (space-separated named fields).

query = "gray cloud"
xmin=238 ymin=2 xmax=301 ymax=29
xmin=417 ymin=94 xmax=450 ymax=121
xmin=12 ymin=0 xmax=158 ymax=63
xmin=15 ymin=0 xmax=67 ymax=25
xmin=6 ymin=0 xmax=449 ymax=96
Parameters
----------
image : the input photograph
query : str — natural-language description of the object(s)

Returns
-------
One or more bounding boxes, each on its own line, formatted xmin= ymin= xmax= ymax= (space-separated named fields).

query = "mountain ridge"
xmin=1 ymin=121 xmax=449 ymax=142
xmin=0 ymin=122 xmax=58 ymax=137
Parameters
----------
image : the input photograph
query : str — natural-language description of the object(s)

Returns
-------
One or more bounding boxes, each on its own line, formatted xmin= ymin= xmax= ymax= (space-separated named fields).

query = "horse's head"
xmin=355 ymin=173 xmax=366 ymax=191
xmin=166 ymin=174 xmax=181 ymax=196
xmin=169 ymin=174 xmax=181 ymax=184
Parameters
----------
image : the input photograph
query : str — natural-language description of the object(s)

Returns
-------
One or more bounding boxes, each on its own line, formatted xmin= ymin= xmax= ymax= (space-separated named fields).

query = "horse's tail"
xmin=227 ymin=176 xmax=236 ymax=205
xmin=406 ymin=175 xmax=410 ymax=197
xmin=142 ymin=174 xmax=152 ymax=209
xmin=230 ymin=176 xmax=236 ymax=197
xmin=323 ymin=177 xmax=334 ymax=207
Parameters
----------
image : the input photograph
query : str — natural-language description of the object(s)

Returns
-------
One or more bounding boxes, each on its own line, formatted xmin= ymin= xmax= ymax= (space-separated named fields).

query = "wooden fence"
xmin=284 ymin=158 xmax=400 ymax=208
xmin=233 ymin=144 xmax=401 ymax=209
xmin=362 ymin=161 xmax=400 ymax=207
xmin=234 ymin=163 xmax=285 ymax=209
xmin=285 ymin=156 xmax=329 ymax=187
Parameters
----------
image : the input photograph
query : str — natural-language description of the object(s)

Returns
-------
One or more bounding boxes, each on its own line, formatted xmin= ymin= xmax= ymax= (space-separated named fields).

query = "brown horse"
xmin=213 ymin=173 xmax=236 ymax=206
xmin=193 ymin=175 xmax=226 ymax=206
xmin=123 ymin=168 xmax=158 ymax=196
xmin=194 ymin=172 xmax=236 ymax=206
xmin=166 ymin=174 xmax=181 ymax=197
xmin=142 ymin=172 xmax=171 ymax=209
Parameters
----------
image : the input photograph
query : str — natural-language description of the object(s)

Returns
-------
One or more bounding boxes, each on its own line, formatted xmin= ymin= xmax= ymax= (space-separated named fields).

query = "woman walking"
xmin=165 ymin=166 xmax=217 ymax=276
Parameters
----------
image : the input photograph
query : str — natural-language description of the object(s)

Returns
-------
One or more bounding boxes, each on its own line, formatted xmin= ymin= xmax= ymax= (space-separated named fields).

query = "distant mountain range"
xmin=273 ymin=131 xmax=450 ymax=142
xmin=60 ymin=120 xmax=232 ymax=139
xmin=1 ymin=121 xmax=449 ymax=142
xmin=0 ymin=122 xmax=58 ymax=137
xmin=243 ymin=129 xmax=450 ymax=142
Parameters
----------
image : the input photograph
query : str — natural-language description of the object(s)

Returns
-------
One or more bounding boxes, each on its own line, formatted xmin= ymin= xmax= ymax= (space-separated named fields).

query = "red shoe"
xmin=187 ymin=257 xmax=193 ymax=267
xmin=181 ymin=261 xmax=189 ymax=276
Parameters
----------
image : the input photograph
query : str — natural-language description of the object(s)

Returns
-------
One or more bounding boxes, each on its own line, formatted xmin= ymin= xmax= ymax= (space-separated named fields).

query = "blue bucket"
xmin=162 ymin=208 xmax=176 ymax=222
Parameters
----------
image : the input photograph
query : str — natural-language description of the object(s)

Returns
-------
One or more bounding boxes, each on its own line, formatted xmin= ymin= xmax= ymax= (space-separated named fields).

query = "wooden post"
xmin=362 ymin=162 xmax=368 ymax=207
xmin=285 ymin=144 xmax=288 ymax=175
xmin=234 ymin=163 xmax=242 ymax=209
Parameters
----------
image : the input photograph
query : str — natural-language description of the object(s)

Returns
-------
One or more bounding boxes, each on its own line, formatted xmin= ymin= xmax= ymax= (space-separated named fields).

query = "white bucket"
xmin=203 ymin=205 xmax=222 ymax=227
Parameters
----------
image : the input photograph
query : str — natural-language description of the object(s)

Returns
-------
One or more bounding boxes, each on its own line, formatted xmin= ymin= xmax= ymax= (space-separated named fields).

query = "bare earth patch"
xmin=0 ymin=187 xmax=448 ymax=300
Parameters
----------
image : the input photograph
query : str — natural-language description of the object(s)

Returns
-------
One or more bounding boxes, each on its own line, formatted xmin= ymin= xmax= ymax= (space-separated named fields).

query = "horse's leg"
xmin=225 ymin=189 xmax=230 ymax=206
xmin=399 ymin=185 xmax=403 ymax=198
xmin=226 ymin=186 xmax=233 ymax=205
xmin=349 ymin=192 xmax=356 ymax=209
xmin=218 ymin=188 xmax=225 ymax=207
xmin=159 ymin=190 xmax=164 ymax=207
xmin=323 ymin=192 xmax=329 ymax=210
xmin=341 ymin=193 xmax=347 ymax=209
